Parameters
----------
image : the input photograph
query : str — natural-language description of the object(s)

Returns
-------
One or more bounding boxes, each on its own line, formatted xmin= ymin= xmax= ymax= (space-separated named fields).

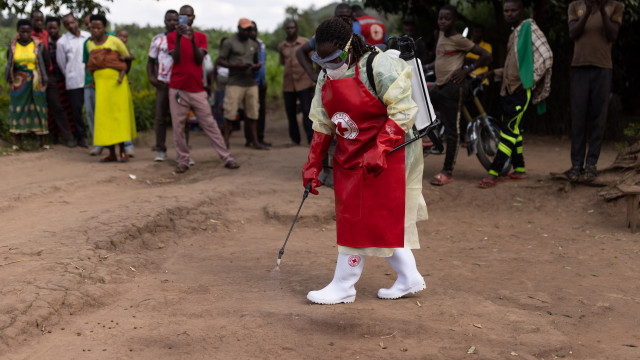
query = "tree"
xmin=0 ymin=0 xmax=113 ymax=15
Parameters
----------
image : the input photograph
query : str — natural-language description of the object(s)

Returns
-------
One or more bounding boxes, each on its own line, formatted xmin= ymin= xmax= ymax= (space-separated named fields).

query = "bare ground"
xmin=0 ymin=112 xmax=638 ymax=360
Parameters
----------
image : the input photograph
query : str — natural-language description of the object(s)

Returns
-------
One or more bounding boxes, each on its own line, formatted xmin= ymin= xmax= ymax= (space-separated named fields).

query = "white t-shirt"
xmin=148 ymin=33 xmax=173 ymax=83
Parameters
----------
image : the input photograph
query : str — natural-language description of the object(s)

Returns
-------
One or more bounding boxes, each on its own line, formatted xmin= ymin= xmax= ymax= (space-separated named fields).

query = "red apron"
xmin=321 ymin=59 xmax=405 ymax=248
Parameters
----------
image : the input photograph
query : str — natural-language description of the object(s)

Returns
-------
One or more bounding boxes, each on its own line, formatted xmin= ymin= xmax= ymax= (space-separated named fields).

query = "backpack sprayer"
xmin=386 ymin=35 xmax=443 ymax=154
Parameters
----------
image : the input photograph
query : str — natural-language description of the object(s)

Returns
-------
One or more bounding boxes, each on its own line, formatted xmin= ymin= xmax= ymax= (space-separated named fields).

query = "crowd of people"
xmin=3 ymin=1 xmax=623 ymax=303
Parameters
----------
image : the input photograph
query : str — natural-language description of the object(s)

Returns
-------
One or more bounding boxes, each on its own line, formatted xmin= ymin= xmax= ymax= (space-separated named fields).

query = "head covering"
xmin=238 ymin=18 xmax=252 ymax=29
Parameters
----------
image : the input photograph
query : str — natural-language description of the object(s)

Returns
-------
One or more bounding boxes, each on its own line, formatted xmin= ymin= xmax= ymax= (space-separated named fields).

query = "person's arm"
xmin=56 ymin=38 xmax=67 ymax=77
xmin=170 ymin=30 xmax=181 ymax=64
xmin=147 ymin=57 xmax=158 ymax=87
xmin=362 ymin=53 xmax=417 ymax=176
xmin=191 ymin=31 xmax=205 ymax=66
xmin=295 ymin=41 xmax=317 ymax=82
xmin=147 ymin=36 xmax=160 ymax=86
xmin=600 ymin=2 xmax=622 ymax=42
xmin=278 ymin=43 xmax=285 ymax=66
xmin=216 ymin=37 xmax=244 ymax=70
xmin=5 ymin=47 xmax=12 ymax=83
xmin=569 ymin=2 xmax=592 ymax=40
xmin=452 ymin=43 xmax=491 ymax=83
xmin=40 ymin=42 xmax=51 ymax=71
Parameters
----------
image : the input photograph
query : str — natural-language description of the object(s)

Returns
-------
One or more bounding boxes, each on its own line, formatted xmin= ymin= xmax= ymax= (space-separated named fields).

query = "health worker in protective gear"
xmin=302 ymin=17 xmax=428 ymax=305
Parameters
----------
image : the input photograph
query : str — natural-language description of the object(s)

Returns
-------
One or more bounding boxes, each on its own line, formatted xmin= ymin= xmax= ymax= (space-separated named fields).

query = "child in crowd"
xmin=115 ymin=29 xmax=133 ymax=83
xmin=427 ymin=5 xmax=491 ymax=186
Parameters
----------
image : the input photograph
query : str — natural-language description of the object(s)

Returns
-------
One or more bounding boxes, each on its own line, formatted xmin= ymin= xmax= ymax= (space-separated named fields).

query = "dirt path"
xmin=1 ymin=113 xmax=638 ymax=360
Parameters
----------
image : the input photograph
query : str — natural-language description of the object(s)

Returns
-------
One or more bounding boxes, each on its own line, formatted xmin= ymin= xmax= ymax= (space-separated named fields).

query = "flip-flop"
xmin=502 ymin=172 xmax=527 ymax=181
xmin=119 ymin=153 xmax=129 ymax=163
xmin=225 ymin=160 xmax=240 ymax=169
xmin=478 ymin=177 xmax=498 ymax=188
xmin=99 ymin=155 xmax=117 ymax=163
xmin=430 ymin=173 xmax=453 ymax=186
xmin=175 ymin=164 xmax=189 ymax=173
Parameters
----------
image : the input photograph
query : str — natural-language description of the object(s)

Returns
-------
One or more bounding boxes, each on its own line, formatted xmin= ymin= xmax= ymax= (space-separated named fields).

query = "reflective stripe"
xmin=489 ymin=169 xmax=499 ymax=176
xmin=498 ymin=142 xmax=512 ymax=156
xmin=358 ymin=18 xmax=384 ymax=25
xmin=500 ymin=131 xmax=517 ymax=145
xmin=514 ymin=167 xmax=526 ymax=172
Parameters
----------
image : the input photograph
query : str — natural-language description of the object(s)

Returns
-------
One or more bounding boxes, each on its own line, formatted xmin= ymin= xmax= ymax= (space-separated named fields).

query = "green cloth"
xmin=516 ymin=20 xmax=546 ymax=114
xmin=516 ymin=20 xmax=534 ymax=91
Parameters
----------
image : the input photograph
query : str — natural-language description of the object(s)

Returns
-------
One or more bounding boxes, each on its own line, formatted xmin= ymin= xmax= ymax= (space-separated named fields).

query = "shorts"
xmin=223 ymin=85 xmax=259 ymax=120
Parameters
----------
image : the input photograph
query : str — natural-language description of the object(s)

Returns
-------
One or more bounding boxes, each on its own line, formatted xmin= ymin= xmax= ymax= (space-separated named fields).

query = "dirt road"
xmin=1 ymin=114 xmax=638 ymax=359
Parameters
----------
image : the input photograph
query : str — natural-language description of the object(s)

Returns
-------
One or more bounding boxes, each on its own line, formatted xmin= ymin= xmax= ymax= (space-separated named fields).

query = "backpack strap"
xmin=366 ymin=52 xmax=382 ymax=103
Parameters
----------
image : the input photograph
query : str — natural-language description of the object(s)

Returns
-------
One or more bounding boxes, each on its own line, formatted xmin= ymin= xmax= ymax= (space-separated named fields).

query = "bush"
xmin=132 ymin=89 xmax=155 ymax=133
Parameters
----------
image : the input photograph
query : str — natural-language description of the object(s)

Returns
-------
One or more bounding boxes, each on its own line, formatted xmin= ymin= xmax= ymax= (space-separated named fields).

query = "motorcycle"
xmin=422 ymin=75 xmax=510 ymax=176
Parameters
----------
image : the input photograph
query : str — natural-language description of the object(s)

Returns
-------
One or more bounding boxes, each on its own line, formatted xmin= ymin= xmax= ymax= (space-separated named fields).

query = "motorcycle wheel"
xmin=475 ymin=116 xmax=511 ymax=176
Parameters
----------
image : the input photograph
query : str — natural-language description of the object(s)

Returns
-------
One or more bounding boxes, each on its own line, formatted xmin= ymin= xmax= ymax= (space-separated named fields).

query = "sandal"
xmin=430 ymin=173 xmax=453 ymax=186
xmin=224 ymin=160 xmax=240 ymax=169
xmin=174 ymin=164 xmax=189 ymax=173
xmin=478 ymin=177 xmax=498 ymax=189
xmin=252 ymin=143 xmax=270 ymax=150
xmin=503 ymin=172 xmax=527 ymax=181
xmin=119 ymin=153 xmax=129 ymax=163
xmin=99 ymin=155 xmax=117 ymax=163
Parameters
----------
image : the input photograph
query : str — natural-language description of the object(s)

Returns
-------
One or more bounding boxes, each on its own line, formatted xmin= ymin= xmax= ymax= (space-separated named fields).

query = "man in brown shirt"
xmin=278 ymin=19 xmax=315 ymax=145
xmin=565 ymin=0 xmax=623 ymax=182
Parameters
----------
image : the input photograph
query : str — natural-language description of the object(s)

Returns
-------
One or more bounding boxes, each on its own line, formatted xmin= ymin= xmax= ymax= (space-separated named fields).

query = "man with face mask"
xmin=218 ymin=18 xmax=265 ymax=150
xmin=167 ymin=4 xmax=239 ymax=173
xmin=244 ymin=20 xmax=270 ymax=148
xmin=45 ymin=16 xmax=75 ymax=147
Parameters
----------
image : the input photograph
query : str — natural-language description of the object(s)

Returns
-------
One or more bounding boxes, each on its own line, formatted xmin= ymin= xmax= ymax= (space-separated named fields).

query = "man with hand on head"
xmin=167 ymin=4 xmax=239 ymax=173
xmin=564 ymin=0 xmax=623 ymax=182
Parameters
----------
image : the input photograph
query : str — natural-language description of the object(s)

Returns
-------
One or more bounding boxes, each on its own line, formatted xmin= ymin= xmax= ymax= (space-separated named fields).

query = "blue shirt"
xmin=255 ymin=38 xmax=266 ymax=86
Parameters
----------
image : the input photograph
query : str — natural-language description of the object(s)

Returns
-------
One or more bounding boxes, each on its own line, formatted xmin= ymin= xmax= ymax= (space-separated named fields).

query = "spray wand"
xmin=277 ymin=181 xmax=313 ymax=266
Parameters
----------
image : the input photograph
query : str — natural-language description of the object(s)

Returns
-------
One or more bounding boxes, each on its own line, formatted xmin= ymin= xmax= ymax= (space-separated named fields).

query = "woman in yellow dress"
xmin=4 ymin=19 xmax=50 ymax=149
xmin=86 ymin=14 xmax=135 ymax=162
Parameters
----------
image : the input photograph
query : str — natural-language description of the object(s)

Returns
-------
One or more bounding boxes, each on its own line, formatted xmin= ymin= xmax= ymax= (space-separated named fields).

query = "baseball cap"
xmin=238 ymin=18 xmax=252 ymax=29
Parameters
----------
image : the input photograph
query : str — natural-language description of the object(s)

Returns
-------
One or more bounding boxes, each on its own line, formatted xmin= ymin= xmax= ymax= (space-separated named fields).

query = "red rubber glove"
xmin=362 ymin=118 xmax=405 ymax=177
xmin=302 ymin=131 xmax=333 ymax=195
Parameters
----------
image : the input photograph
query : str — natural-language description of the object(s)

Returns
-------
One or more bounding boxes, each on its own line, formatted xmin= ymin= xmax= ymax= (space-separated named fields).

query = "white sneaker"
xmin=307 ymin=253 xmax=365 ymax=305
xmin=125 ymin=147 xmax=135 ymax=158
xmin=154 ymin=151 xmax=167 ymax=162
xmin=377 ymin=248 xmax=426 ymax=300
xmin=89 ymin=146 xmax=104 ymax=156
xmin=188 ymin=157 xmax=196 ymax=166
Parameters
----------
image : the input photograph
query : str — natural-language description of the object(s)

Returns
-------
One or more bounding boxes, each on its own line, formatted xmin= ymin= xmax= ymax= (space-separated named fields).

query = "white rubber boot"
xmin=307 ymin=253 xmax=365 ymax=304
xmin=377 ymin=248 xmax=426 ymax=299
